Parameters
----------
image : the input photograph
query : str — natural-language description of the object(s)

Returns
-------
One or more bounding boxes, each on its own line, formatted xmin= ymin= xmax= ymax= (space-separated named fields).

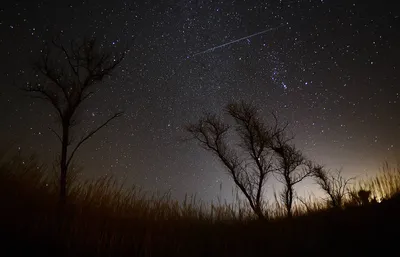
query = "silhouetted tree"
xmin=271 ymin=133 xmax=312 ymax=218
xmin=186 ymin=101 xmax=286 ymax=219
xmin=24 ymin=36 xmax=124 ymax=204
xmin=312 ymin=166 xmax=353 ymax=208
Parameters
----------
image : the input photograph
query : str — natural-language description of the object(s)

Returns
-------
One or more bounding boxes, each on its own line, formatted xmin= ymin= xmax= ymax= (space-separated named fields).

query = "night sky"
xmin=0 ymin=0 xmax=399 ymax=203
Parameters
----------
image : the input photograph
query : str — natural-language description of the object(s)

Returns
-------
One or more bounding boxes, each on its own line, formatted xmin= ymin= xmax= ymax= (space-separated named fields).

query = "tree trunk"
xmin=287 ymin=205 xmax=292 ymax=218
xmin=59 ymin=122 xmax=69 ymax=205
xmin=254 ymin=205 xmax=265 ymax=220
xmin=285 ymin=188 xmax=293 ymax=218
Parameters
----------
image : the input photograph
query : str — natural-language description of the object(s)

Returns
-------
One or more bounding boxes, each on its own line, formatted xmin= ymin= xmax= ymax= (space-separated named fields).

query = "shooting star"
xmin=189 ymin=23 xmax=287 ymax=58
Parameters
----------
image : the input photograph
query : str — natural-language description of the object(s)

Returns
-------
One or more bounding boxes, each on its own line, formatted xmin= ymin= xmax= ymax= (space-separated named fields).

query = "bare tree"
xmin=186 ymin=101 xmax=282 ymax=219
xmin=23 ymin=36 xmax=124 ymax=204
xmin=271 ymin=133 xmax=312 ymax=218
xmin=312 ymin=165 xmax=353 ymax=208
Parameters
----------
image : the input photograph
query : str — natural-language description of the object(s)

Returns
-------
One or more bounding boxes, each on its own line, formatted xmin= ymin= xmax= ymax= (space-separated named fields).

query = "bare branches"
xmin=187 ymin=101 xmax=320 ymax=219
xmin=23 ymin=35 xmax=125 ymax=204
xmin=187 ymin=113 xmax=261 ymax=216
xmin=49 ymin=127 xmax=62 ymax=143
xmin=66 ymin=112 xmax=123 ymax=167
xmin=187 ymin=102 xmax=292 ymax=219
xmin=227 ymin=101 xmax=273 ymax=169
xmin=226 ymin=101 xmax=278 ymax=211
xmin=27 ymin=37 xmax=125 ymax=119
xmin=22 ymin=84 xmax=64 ymax=118
xmin=311 ymin=165 xmax=354 ymax=208
xmin=24 ymin=35 xmax=125 ymax=123
xmin=270 ymin=126 xmax=311 ymax=217
xmin=186 ymin=113 xmax=230 ymax=155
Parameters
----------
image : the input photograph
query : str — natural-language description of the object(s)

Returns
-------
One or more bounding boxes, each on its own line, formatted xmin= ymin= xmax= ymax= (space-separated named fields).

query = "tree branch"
xmin=49 ymin=127 xmax=62 ymax=143
xmin=34 ymin=48 xmax=70 ymax=104
xmin=52 ymin=39 xmax=80 ymax=80
xmin=66 ymin=111 xmax=123 ymax=166
xmin=22 ymin=86 xmax=63 ymax=119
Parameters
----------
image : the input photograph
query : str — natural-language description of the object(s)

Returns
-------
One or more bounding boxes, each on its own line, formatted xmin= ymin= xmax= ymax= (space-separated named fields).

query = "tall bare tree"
xmin=271 ymin=133 xmax=312 ymax=218
xmin=24 ymin=36 xmax=124 ymax=204
xmin=312 ymin=165 xmax=353 ymax=208
xmin=186 ymin=101 xmax=283 ymax=219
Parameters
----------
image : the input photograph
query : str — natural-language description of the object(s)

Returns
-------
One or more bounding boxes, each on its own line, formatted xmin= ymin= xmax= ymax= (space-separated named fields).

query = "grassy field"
xmin=1 ymin=153 xmax=400 ymax=257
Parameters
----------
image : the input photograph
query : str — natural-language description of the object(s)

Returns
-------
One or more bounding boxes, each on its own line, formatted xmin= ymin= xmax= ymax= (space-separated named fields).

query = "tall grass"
xmin=351 ymin=161 xmax=400 ymax=202
xmin=1 ymin=153 xmax=400 ymax=256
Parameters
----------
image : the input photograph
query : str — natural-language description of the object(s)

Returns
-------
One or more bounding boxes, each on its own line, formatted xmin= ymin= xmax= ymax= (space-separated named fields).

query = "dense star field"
xmin=0 ymin=0 xmax=399 ymax=203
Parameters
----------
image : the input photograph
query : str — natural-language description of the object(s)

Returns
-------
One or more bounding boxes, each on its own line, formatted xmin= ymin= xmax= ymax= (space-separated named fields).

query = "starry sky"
xmin=0 ymin=0 xmax=399 ymax=203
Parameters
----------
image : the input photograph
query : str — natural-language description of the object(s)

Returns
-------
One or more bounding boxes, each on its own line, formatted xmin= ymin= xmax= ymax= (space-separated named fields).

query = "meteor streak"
xmin=190 ymin=23 xmax=287 ymax=57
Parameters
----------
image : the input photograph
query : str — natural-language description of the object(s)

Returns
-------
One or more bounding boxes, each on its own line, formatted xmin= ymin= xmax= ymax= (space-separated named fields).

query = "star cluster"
xmin=0 ymin=0 xmax=399 ymax=203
